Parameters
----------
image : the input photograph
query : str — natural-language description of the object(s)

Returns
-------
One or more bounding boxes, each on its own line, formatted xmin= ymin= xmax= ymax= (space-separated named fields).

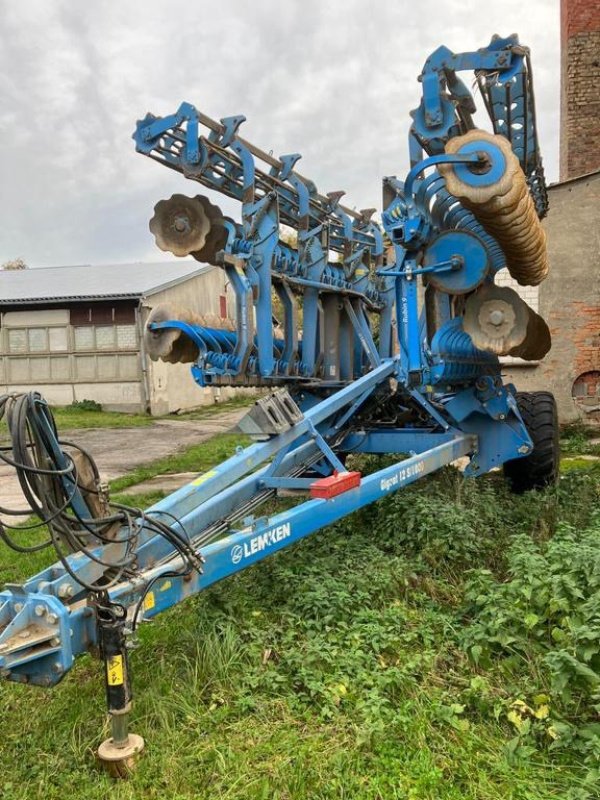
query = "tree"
xmin=2 ymin=258 xmax=27 ymax=270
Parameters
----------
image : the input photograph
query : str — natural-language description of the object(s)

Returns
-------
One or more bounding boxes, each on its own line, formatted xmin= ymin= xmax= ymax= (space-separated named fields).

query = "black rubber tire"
xmin=503 ymin=391 xmax=560 ymax=494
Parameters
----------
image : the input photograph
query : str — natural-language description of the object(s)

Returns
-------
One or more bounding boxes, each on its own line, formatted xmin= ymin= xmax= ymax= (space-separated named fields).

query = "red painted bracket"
xmin=309 ymin=470 xmax=362 ymax=500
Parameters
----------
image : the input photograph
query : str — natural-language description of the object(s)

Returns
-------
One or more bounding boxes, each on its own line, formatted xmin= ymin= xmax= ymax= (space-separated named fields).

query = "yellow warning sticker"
xmin=144 ymin=591 xmax=155 ymax=610
xmin=107 ymin=655 xmax=124 ymax=687
xmin=192 ymin=470 xmax=218 ymax=486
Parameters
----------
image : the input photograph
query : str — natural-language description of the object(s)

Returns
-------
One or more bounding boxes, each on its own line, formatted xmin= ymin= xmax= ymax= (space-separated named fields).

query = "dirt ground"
xmin=0 ymin=408 xmax=246 ymax=521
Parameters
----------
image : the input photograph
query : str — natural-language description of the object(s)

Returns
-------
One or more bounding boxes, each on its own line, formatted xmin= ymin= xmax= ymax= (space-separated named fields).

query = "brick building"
xmin=503 ymin=0 xmax=600 ymax=423
xmin=503 ymin=173 xmax=600 ymax=422
xmin=560 ymin=0 xmax=600 ymax=181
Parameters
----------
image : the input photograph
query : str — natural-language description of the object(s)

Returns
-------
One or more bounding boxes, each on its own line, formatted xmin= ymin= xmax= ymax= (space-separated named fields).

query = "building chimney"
xmin=560 ymin=0 xmax=600 ymax=180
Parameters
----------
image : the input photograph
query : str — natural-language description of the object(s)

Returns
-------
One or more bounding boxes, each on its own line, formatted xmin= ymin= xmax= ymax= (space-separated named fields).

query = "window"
xmin=73 ymin=354 xmax=139 ymax=381
xmin=572 ymin=372 xmax=600 ymax=400
xmin=7 ymin=329 xmax=27 ymax=354
xmin=74 ymin=327 xmax=95 ymax=351
xmin=495 ymin=268 xmax=540 ymax=365
xmin=96 ymin=326 xmax=116 ymax=350
xmin=572 ymin=372 xmax=600 ymax=421
xmin=48 ymin=327 xmax=68 ymax=352
xmin=116 ymin=325 xmax=137 ymax=349
xmin=31 ymin=357 xmax=51 ymax=380
xmin=28 ymin=328 xmax=47 ymax=352
xmin=6 ymin=326 xmax=68 ymax=354
xmin=73 ymin=324 xmax=137 ymax=352
xmin=2 ymin=309 xmax=139 ymax=385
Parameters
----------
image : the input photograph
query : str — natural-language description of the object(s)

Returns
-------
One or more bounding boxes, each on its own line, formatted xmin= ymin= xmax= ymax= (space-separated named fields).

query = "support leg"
xmin=95 ymin=598 xmax=144 ymax=777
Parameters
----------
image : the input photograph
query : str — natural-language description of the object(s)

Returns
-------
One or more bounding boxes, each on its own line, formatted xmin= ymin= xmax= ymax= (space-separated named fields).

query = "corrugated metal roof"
xmin=0 ymin=261 xmax=211 ymax=304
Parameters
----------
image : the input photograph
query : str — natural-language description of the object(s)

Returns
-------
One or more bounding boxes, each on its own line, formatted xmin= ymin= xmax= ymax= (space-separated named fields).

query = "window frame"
xmin=5 ymin=324 xmax=70 ymax=355
xmin=72 ymin=323 xmax=138 ymax=353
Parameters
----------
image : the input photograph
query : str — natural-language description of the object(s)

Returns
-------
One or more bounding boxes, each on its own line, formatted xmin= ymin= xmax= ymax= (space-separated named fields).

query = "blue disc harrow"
xmin=0 ymin=33 xmax=556 ymax=771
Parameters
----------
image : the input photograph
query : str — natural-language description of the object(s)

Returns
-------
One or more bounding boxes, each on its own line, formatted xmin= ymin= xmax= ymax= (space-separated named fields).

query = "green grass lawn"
xmin=1 ymin=437 xmax=600 ymax=798
xmin=109 ymin=431 xmax=250 ymax=492
xmin=50 ymin=405 xmax=155 ymax=428
xmin=47 ymin=395 xmax=254 ymax=430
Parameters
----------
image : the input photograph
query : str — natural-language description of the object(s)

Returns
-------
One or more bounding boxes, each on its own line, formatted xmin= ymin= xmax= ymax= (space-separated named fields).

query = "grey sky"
xmin=0 ymin=0 xmax=560 ymax=268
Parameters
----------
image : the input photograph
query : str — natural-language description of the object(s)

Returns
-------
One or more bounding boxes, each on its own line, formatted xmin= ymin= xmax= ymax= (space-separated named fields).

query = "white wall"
xmin=142 ymin=267 xmax=251 ymax=415
xmin=0 ymin=381 xmax=143 ymax=411
xmin=0 ymin=269 xmax=251 ymax=414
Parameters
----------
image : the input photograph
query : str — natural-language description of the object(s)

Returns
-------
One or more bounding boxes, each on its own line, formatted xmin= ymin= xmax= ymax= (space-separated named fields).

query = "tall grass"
xmin=1 ymin=452 xmax=599 ymax=798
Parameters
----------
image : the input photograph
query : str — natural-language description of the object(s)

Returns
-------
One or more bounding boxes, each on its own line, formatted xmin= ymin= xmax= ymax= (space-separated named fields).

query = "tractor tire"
xmin=503 ymin=391 xmax=560 ymax=493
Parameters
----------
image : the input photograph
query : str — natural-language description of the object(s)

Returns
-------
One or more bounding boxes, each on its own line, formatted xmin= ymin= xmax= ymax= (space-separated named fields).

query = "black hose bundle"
xmin=0 ymin=392 xmax=201 ymax=594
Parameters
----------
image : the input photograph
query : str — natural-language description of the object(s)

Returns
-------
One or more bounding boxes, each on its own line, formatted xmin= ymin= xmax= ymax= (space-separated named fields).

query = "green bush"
xmin=67 ymin=398 xmax=103 ymax=412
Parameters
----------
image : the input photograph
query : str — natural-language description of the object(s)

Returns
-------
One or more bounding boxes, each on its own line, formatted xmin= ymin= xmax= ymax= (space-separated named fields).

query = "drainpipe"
xmin=135 ymin=300 xmax=151 ymax=414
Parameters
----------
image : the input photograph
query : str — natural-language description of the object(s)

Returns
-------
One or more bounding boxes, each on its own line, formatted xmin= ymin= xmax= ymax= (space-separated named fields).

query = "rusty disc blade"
xmin=464 ymin=284 xmax=529 ymax=354
xmin=149 ymin=194 xmax=211 ymax=256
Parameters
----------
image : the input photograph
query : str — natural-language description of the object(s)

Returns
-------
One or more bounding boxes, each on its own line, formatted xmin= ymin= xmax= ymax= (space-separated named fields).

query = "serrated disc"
xmin=144 ymin=304 xmax=201 ymax=364
xmin=149 ymin=194 xmax=211 ymax=256
xmin=508 ymin=309 xmax=551 ymax=360
xmin=464 ymin=284 xmax=529 ymax=354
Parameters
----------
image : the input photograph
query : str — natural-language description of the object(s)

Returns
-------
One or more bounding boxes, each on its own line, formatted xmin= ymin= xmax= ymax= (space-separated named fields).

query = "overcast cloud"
xmin=0 ymin=0 xmax=560 ymax=268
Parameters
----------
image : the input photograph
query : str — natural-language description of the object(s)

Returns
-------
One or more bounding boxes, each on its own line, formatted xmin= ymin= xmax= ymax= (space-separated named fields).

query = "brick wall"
xmin=502 ymin=173 xmax=600 ymax=423
xmin=560 ymin=0 xmax=600 ymax=180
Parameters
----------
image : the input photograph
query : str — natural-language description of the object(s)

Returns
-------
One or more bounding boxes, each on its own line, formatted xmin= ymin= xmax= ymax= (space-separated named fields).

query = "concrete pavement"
xmin=0 ymin=408 xmax=246 ymax=522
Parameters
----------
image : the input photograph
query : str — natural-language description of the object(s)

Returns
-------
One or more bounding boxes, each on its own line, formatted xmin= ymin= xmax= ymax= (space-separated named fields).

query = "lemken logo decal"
xmin=231 ymin=545 xmax=244 ymax=564
xmin=231 ymin=523 xmax=291 ymax=564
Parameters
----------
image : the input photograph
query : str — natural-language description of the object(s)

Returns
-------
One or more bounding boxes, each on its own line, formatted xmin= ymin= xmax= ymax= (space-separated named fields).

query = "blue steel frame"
xmin=0 ymin=34 xmax=545 ymax=695
xmin=409 ymin=33 xmax=548 ymax=217
xmin=134 ymin=100 xmax=389 ymax=387
xmin=1 ymin=359 xmax=479 ymax=685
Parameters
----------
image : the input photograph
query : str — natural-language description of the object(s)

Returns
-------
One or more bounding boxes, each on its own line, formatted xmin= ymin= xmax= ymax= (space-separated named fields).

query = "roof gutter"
xmin=0 ymin=294 xmax=143 ymax=306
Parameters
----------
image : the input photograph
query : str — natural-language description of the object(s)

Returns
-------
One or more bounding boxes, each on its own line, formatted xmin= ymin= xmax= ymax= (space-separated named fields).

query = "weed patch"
xmin=561 ymin=423 xmax=600 ymax=458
